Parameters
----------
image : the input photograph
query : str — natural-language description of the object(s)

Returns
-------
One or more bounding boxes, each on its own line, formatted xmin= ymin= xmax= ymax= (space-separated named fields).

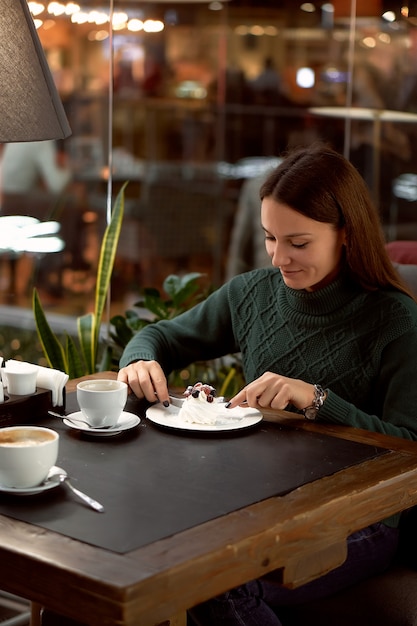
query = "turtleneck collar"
xmin=278 ymin=271 xmax=363 ymax=317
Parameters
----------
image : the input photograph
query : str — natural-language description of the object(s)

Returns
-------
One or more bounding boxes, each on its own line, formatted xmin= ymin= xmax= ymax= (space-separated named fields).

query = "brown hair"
xmin=260 ymin=143 xmax=414 ymax=299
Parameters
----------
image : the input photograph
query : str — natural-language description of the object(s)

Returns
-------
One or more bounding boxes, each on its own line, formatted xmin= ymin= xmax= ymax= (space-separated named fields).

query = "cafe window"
xmin=1 ymin=0 xmax=417 ymax=363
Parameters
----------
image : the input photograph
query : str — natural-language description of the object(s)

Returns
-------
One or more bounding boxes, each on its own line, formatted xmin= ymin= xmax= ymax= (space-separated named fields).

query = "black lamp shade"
xmin=0 ymin=0 xmax=71 ymax=142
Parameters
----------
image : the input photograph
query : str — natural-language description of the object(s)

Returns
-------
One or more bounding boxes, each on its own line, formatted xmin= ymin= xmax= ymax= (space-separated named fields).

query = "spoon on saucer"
xmin=48 ymin=411 xmax=114 ymax=430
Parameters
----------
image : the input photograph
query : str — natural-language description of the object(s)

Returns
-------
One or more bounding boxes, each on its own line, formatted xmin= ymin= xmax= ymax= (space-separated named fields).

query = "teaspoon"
xmin=48 ymin=410 xmax=114 ymax=429
xmin=47 ymin=471 xmax=105 ymax=513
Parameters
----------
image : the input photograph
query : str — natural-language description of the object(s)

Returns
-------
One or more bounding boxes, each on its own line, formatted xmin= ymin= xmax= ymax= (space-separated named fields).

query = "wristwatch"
xmin=303 ymin=384 xmax=327 ymax=421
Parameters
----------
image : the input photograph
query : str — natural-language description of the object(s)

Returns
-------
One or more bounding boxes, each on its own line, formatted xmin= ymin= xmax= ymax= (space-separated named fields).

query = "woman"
xmin=118 ymin=143 xmax=417 ymax=625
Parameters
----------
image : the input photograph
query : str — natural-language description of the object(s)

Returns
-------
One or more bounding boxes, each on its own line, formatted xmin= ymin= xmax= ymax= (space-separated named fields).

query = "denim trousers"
xmin=188 ymin=522 xmax=399 ymax=626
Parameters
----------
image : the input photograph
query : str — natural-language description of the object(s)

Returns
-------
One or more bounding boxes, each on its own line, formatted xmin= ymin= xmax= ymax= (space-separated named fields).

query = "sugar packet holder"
xmin=0 ymin=359 xmax=69 ymax=407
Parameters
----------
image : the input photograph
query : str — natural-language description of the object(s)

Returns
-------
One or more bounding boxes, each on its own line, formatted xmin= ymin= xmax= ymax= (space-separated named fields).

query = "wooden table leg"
xmin=30 ymin=602 xmax=42 ymax=626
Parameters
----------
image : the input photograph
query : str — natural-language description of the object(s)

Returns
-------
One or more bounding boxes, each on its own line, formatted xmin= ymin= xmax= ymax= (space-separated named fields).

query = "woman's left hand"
xmin=226 ymin=371 xmax=317 ymax=412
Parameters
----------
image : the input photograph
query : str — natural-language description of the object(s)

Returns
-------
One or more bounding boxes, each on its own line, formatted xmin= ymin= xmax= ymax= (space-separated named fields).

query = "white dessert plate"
xmin=0 ymin=466 xmax=67 ymax=496
xmin=63 ymin=411 xmax=140 ymax=436
xmin=146 ymin=396 xmax=263 ymax=432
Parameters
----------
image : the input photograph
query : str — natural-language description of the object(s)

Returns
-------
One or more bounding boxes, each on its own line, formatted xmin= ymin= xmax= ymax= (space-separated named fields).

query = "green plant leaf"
xmin=109 ymin=314 xmax=134 ymax=347
xmin=97 ymin=345 xmax=113 ymax=372
xmin=65 ymin=335 xmax=86 ymax=379
xmin=33 ymin=184 xmax=127 ymax=379
xmin=163 ymin=274 xmax=181 ymax=297
xmin=164 ymin=272 xmax=203 ymax=308
xmin=93 ymin=182 xmax=127 ymax=351
xmin=32 ymin=289 xmax=67 ymax=372
xmin=142 ymin=293 xmax=170 ymax=319
xmin=78 ymin=313 xmax=96 ymax=374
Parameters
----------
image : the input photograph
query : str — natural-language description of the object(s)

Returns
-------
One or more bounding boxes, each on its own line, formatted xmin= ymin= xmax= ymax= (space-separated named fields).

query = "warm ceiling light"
xmin=143 ymin=19 xmax=164 ymax=33
xmin=65 ymin=3 xmax=80 ymax=15
xmin=249 ymin=25 xmax=264 ymax=36
xmin=362 ymin=36 xmax=376 ymax=48
xmin=378 ymin=32 xmax=391 ymax=44
xmin=28 ymin=2 xmax=45 ymax=16
xmin=300 ymin=3 xmax=316 ymax=12
xmin=71 ymin=11 xmax=88 ymax=23
xmin=382 ymin=10 xmax=396 ymax=22
xmin=264 ymin=25 xmax=278 ymax=36
xmin=47 ymin=2 xmax=65 ymax=16
xmin=112 ymin=11 xmax=128 ymax=26
xmin=90 ymin=11 xmax=109 ymax=25
xmin=94 ymin=30 xmax=109 ymax=41
xmin=208 ymin=1 xmax=223 ymax=9
xmin=128 ymin=19 xmax=144 ymax=32
xmin=297 ymin=67 xmax=315 ymax=88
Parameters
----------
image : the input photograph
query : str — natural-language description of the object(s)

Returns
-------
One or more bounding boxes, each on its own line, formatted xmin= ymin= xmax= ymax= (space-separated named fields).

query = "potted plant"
xmin=109 ymin=272 xmax=245 ymax=398
xmin=32 ymin=183 xmax=127 ymax=378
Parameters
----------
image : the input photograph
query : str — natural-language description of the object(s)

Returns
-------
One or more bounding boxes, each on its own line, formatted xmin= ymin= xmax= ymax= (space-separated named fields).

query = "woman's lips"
xmin=280 ymin=269 xmax=301 ymax=277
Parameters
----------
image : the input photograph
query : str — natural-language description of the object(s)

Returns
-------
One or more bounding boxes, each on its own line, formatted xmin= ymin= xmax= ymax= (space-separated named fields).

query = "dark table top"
xmin=0 ymin=392 xmax=386 ymax=554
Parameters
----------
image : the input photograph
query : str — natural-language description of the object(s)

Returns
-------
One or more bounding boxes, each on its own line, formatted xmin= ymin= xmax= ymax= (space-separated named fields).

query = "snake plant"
xmin=33 ymin=183 xmax=127 ymax=378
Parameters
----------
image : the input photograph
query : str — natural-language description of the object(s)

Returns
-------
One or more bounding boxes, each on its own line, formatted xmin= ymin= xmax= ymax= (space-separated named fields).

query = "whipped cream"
xmin=178 ymin=382 xmax=226 ymax=425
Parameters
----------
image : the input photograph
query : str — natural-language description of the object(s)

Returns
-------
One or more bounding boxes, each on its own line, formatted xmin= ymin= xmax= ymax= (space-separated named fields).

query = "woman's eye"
xmin=265 ymin=236 xmax=275 ymax=242
xmin=291 ymin=242 xmax=307 ymax=249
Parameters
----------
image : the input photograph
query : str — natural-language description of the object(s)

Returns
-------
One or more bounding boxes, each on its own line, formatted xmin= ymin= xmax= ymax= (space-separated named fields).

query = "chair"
xmin=387 ymin=240 xmax=417 ymax=265
xmin=0 ymin=592 xmax=30 ymax=625
xmin=385 ymin=240 xmax=417 ymax=297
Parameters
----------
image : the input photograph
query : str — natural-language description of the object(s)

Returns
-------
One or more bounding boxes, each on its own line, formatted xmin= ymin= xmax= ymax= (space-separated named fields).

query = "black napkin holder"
xmin=0 ymin=387 xmax=59 ymax=428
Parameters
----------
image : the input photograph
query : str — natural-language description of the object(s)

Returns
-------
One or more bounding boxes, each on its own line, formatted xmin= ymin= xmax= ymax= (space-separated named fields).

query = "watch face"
xmin=304 ymin=407 xmax=317 ymax=420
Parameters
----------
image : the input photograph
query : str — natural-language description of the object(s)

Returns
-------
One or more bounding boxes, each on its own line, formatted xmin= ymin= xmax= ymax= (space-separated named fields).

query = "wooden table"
xmin=1 ymin=373 xmax=417 ymax=626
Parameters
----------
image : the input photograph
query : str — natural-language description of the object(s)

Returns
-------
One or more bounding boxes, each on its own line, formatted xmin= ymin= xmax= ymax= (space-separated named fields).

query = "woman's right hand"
xmin=117 ymin=360 xmax=170 ymax=406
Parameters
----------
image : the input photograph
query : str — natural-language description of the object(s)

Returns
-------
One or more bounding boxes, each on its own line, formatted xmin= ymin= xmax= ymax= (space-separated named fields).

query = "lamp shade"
xmin=0 ymin=0 xmax=71 ymax=142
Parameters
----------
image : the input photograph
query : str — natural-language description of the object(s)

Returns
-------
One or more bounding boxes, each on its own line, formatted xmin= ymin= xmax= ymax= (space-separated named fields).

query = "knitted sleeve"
xmin=320 ymin=326 xmax=417 ymax=440
xmin=119 ymin=281 xmax=240 ymax=372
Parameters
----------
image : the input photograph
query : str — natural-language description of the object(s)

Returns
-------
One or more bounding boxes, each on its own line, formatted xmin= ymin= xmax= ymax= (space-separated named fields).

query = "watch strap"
xmin=302 ymin=384 xmax=326 ymax=421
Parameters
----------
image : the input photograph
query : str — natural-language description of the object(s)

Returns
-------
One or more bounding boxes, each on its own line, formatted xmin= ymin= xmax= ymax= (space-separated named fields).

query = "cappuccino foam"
xmin=0 ymin=431 xmax=56 ymax=447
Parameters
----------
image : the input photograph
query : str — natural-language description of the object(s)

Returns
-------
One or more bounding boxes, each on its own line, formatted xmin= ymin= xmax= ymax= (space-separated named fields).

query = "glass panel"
xmin=1 ymin=1 xmax=417 ymax=365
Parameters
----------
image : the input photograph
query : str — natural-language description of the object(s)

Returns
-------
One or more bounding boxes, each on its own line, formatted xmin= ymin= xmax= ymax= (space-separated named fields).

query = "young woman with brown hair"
xmin=119 ymin=143 xmax=417 ymax=625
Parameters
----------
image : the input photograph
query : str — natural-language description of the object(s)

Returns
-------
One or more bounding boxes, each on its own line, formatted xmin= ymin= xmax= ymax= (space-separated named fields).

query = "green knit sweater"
xmin=120 ymin=268 xmax=417 ymax=441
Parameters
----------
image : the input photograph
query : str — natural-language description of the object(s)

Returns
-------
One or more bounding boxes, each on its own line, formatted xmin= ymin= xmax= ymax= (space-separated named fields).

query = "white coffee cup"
xmin=5 ymin=364 xmax=38 ymax=396
xmin=76 ymin=379 xmax=128 ymax=428
xmin=0 ymin=426 xmax=59 ymax=488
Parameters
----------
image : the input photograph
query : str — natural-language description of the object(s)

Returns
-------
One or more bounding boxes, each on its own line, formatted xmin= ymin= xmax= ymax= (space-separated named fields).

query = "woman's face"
xmin=261 ymin=197 xmax=346 ymax=292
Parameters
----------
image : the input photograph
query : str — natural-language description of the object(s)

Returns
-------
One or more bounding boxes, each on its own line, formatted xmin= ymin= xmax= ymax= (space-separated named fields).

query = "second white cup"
xmin=76 ymin=379 xmax=128 ymax=428
xmin=5 ymin=364 xmax=38 ymax=396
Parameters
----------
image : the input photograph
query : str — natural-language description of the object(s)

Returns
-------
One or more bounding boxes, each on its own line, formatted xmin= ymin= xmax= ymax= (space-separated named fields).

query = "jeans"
xmin=188 ymin=522 xmax=399 ymax=626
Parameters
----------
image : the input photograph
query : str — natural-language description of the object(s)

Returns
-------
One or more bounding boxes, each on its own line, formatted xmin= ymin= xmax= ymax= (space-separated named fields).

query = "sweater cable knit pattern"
xmin=120 ymin=268 xmax=417 ymax=443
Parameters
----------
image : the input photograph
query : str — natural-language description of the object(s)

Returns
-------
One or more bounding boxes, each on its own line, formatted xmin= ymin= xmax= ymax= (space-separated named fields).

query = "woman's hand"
xmin=117 ymin=360 xmax=170 ymax=406
xmin=226 ymin=371 xmax=316 ymax=412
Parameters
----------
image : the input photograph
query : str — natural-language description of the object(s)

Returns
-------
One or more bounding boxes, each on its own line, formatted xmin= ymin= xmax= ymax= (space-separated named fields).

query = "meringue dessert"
xmin=178 ymin=382 xmax=227 ymax=425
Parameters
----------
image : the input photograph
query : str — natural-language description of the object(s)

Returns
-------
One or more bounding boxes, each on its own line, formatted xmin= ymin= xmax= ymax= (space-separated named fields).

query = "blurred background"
xmin=2 ymin=0 xmax=417 ymax=361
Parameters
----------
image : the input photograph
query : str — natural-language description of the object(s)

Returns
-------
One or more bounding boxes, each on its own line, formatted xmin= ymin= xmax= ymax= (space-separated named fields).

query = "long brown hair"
xmin=260 ymin=143 xmax=414 ymax=299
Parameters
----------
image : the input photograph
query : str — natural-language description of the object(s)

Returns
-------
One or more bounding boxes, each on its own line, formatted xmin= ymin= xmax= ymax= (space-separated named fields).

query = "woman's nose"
xmin=271 ymin=243 xmax=288 ymax=268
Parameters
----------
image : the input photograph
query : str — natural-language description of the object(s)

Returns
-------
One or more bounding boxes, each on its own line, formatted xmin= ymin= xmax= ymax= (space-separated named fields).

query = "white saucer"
xmin=0 ymin=466 xmax=67 ymax=496
xmin=63 ymin=411 xmax=140 ymax=436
